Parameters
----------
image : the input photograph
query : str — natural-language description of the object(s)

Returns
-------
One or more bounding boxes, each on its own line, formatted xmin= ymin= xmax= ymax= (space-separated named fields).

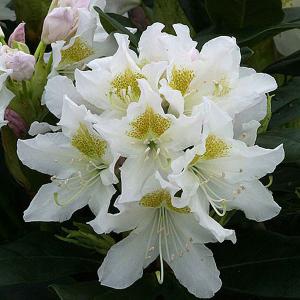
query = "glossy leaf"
xmin=256 ymin=128 xmax=300 ymax=163
xmin=213 ymin=229 xmax=300 ymax=298
xmin=0 ymin=232 xmax=100 ymax=286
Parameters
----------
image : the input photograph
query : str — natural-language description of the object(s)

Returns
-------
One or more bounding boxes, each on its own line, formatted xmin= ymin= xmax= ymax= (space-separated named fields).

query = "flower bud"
xmin=8 ymin=22 xmax=26 ymax=47
xmin=4 ymin=108 xmax=28 ymax=138
xmin=1 ymin=46 xmax=36 ymax=81
xmin=41 ymin=7 xmax=79 ymax=44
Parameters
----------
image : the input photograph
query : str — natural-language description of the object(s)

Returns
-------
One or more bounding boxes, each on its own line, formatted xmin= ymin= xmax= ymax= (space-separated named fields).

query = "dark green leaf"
xmin=152 ymin=0 xmax=195 ymax=35
xmin=196 ymin=7 xmax=300 ymax=47
xmin=272 ymin=78 xmax=300 ymax=113
xmin=212 ymin=229 xmax=300 ymax=298
xmin=0 ymin=232 xmax=100 ymax=286
xmin=265 ymin=50 xmax=300 ymax=76
xmin=205 ymin=0 xmax=283 ymax=30
xmin=268 ymin=78 xmax=300 ymax=128
xmin=240 ymin=46 xmax=254 ymax=62
xmin=51 ymin=273 xmax=197 ymax=300
xmin=94 ymin=6 xmax=139 ymax=48
xmin=179 ymin=0 xmax=211 ymax=33
xmin=256 ymin=128 xmax=300 ymax=163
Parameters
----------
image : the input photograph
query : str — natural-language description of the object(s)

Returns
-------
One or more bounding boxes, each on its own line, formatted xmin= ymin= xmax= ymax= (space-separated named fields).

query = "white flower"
xmin=168 ymin=99 xmax=284 ymax=242
xmin=93 ymin=79 xmax=204 ymax=204
xmin=0 ymin=0 xmax=16 ymax=22
xmin=90 ymin=174 xmax=222 ymax=299
xmin=160 ymin=31 xmax=277 ymax=121
xmin=274 ymin=0 xmax=300 ymax=56
xmin=17 ymin=98 xmax=117 ymax=222
xmin=70 ymin=34 xmax=167 ymax=118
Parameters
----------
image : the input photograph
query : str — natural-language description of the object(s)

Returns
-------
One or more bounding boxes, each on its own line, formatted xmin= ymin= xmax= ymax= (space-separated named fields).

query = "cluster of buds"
xmin=0 ymin=24 xmax=35 ymax=81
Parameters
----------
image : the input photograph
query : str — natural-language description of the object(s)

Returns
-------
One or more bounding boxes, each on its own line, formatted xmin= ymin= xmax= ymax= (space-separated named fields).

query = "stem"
xmin=34 ymin=42 xmax=46 ymax=61
xmin=22 ymin=80 xmax=37 ymax=117
xmin=46 ymin=52 xmax=53 ymax=75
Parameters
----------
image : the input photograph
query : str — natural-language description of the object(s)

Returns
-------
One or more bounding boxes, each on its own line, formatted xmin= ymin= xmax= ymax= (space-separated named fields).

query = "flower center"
xmin=60 ymin=38 xmax=94 ymax=65
xmin=72 ymin=123 xmax=107 ymax=160
xmin=140 ymin=189 xmax=190 ymax=214
xmin=110 ymin=69 xmax=145 ymax=103
xmin=127 ymin=106 xmax=171 ymax=141
xmin=191 ymin=135 xmax=230 ymax=166
xmin=169 ymin=66 xmax=195 ymax=96
xmin=213 ymin=77 xmax=231 ymax=97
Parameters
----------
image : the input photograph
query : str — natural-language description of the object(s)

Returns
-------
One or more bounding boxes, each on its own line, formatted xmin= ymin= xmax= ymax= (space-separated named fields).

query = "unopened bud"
xmin=4 ymin=108 xmax=28 ymax=138
xmin=8 ymin=23 xmax=26 ymax=47
xmin=1 ymin=46 xmax=36 ymax=81
xmin=41 ymin=7 xmax=79 ymax=44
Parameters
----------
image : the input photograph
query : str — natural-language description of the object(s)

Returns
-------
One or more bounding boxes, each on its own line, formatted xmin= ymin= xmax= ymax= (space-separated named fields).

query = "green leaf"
xmin=1 ymin=127 xmax=31 ymax=191
xmin=256 ymin=128 xmax=300 ymax=163
xmin=270 ymin=166 xmax=300 ymax=193
xmin=178 ymin=0 xmax=211 ymax=33
xmin=237 ymin=7 xmax=300 ymax=46
xmin=205 ymin=0 xmax=283 ymax=30
xmin=51 ymin=273 xmax=197 ymax=300
xmin=94 ymin=6 xmax=139 ymax=48
xmin=240 ymin=46 xmax=254 ymax=62
xmin=268 ymin=78 xmax=300 ymax=128
xmin=196 ymin=7 xmax=300 ymax=47
xmin=0 ymin=231 xmax=100 ymax=286
xmin=153 ymin=0 xmax=195 ymax=36
xmin=265 ymin=50 xmax=300 ymax=76
xmin=212 ymin=229 xmax=300 ymax=298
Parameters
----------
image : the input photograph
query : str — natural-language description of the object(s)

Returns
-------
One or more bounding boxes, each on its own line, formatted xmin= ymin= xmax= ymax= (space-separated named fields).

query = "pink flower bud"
xmin=4 ymin=108 xmax=28 ymax=138
xmin=1 ymin=46 xmax=36 ymax=81
xmin=41 ymin=7 xmax=79 ymax=44
xmin=8 ymin=22 xmax=26 ymax=47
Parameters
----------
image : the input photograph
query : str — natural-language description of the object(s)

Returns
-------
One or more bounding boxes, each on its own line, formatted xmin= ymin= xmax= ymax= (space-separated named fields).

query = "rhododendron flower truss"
xmin=10 ymin=9 xmax=287 ymax=299
xmin=90 ymin=176 xmax=223 ymax=299
xmin=17 ymin=98 xmax=116 ymax=222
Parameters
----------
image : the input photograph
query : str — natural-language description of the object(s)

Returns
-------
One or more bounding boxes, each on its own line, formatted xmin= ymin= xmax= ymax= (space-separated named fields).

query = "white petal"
xmin=75 ymin=68 xmax=111 ymax=110
xmin=58 ymin=97 xmax=89 ymax=137
xmin=89 ymin=203 xmax=148 ymax=234
xmin=17 ymin=132 xmax=78 ymax=178
xmin=190 ymin=194 xmax=236 ymax=243
xmin=42 ymin=75 xmax=84 ymax=118
xmin=28 ymin=122 xmax=61 ymax=136
xmin=88 ymin=184 xmax=115 ymax=216
xmin=167 ymin=215 xmax=222 ymax=298
xmin=119 ymin=157 xmax=157 ymax=203
xmin=227 ymin=180 xmax=281 ymax=221
xmin=203 ymin=142 xmax=284 ymax=183
xmin=24 ymin=182 xmax=89 ymax=222
xmin=98 ymin=212 xmax=157 ymax=289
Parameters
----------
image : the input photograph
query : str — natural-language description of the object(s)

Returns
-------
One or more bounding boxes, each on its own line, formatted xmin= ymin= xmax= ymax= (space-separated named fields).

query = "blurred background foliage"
xmin=1 ymin=0 xmax=300 ymax=299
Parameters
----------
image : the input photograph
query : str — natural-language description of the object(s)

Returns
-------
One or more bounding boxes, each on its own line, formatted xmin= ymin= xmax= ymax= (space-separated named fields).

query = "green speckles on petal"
xmin=72 ymin=123 xmax=107 ymax=160
xmin=140 ymin=189 xmax=190 ymax=214
xmin=61 ymin=38 xmax=94 ymax=65
xmin=128 ymin=106 xmax=171 ymax=140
